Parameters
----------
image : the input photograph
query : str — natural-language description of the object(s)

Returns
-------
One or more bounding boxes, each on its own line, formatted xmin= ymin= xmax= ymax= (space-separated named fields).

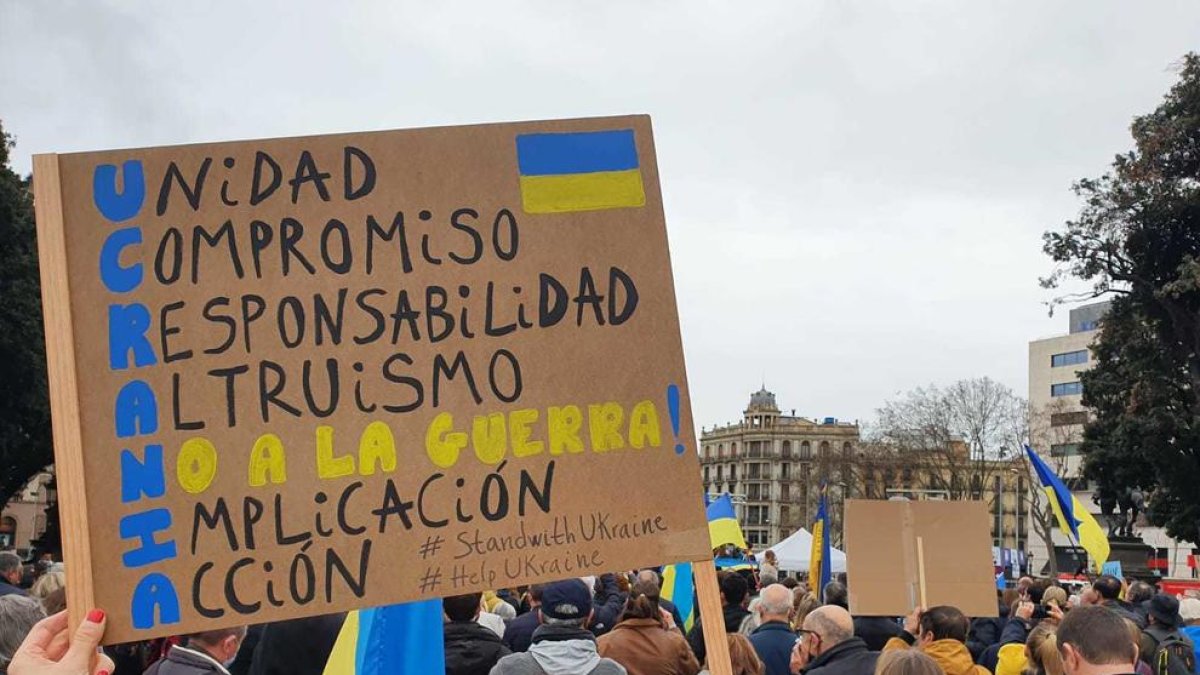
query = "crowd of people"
xmin=3 ymin=560 xmax=1200 ymax=675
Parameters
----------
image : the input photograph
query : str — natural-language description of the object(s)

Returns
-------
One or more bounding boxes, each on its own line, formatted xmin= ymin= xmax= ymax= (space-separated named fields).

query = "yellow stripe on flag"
xmin=519 ymin=169 xmax=645 ymax=213
xmin=1044 ymin=486 xmax=1110 ymax=572
xmin=322 ymin=609 xmax=359 ymax=675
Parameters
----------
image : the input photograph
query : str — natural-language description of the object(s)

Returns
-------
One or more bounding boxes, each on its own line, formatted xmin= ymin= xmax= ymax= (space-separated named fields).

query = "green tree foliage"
xmin=0 ymin=122 xmax=53 ymax=507
xmin=1042 ymin=53 xmax=1200 ymax=543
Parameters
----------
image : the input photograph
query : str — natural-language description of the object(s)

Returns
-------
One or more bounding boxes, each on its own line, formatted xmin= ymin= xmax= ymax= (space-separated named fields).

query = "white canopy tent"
xmin=763 ymin=527 xmax=848 ymax=573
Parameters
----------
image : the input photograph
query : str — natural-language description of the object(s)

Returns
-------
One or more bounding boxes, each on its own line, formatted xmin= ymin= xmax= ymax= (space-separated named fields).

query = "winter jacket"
xmin=144 ymin=645 xmax=228 ymax=675
xmin=1102 ymin=599 xmax=1147 ymax=629
xmin=687 ymin=604 xmax=751 ymax=664
xmin=1138 ymin=624 xmax=1195 ymax=670
xmin=490 ymin=624 xmax=627 ymax=675
xmin=884 ymin=637 xmax=990 ymax=675
xmin=749 ymin=621 xmax=799 ymax=675
xmin=598 ymin=617 xmax=699 ymax=675
xmin=591 ymin=574 xmax=630 ymax=637
xmin=854 ymin=617 xmax=903 ymax=652
xmin=804 ymin=637 xmax=879 ymax=675
xmin=445 ymin=620 xmax=512 ymax=675
xmin=249 ymin=613 xmax=345 ymax=675
xmin=504 ymin=610 xmax=541 ymax=653
xmin=978 ymin=617 xmax=1032 ymax=673
xmin=660 ymin=598 xmax=687 ymax=634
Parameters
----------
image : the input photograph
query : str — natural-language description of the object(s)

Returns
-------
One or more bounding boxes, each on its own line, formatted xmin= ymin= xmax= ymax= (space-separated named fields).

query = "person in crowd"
xmin=638 ymin=570 xmax=685 ymax=632
xmin=504 ymin=584 xmax=545 ymax=653
xmin=479 ymin=597 xmax=509 ymax=638
xmin=227 ymin=625 xmax=261 ymax=675
xmin=747 ymin=585 xmax=797 ymax=675
xmin=884 ymin=606 xmax=989 ymax=675
xmin=249 ymin=613 xmax=345 ymax=675
xmin=1122 ymin=619 xmax=1153 ymax=675
xmin=1025 ymin=622 xmax=1064 ymax=675
xmin=1125 ymin=583 xmax=1154 ymax=628
xmin=1136 ymin=595 xmax=1195 ymax=675
xmin=444 ymin=592 xmax=511 ymax=675
xmin=743 ymin=597 xmax=766 ymax=635
xmin=0 ymin=554 xmax=26 ymax=598
xmin=1056 ymin=606 xmax=1141 ymax=675
xmin=0 ymin=596 xmax=45 ymax=673
xmin=145 ymin=626 xmax=248 ymax=675
xmin=6 ymin=608 xmax=115 ymax=675
xmin=761 ymin=552 xmax=780 ymax=583
xmin=791 ymin=605 xmax=877 ymax=675
xmin=485 ymin=591 xmax=518 ymax=624
xmin=1092 ymin=576 xmax=1144 ymax=628
xmin=597 ymin=580 xmax=698 ymax=675
xmin=1043 ymin=587 xmax=1068 ymax=611
xmin=793 ymin=592 xmax=820 ymax=632
xmin=34 ymin=590 xmax=63 ymax=618
xmin=823 ymin=583 xmax=849 ymax=611
xmin=979 ymin=602 xmax=1041 ymax=673
xmin=591 ymin=574 xmax=632 ymax=637
xmin=783 ymin=579 xmax=800 ymax=591
xmin=705 ymin=634 xmax=763 ymax=675
xmin=1177 ymin=597 xmax=1200 ymax=669
xmin=688 ymin=573 xmax=751 ymax=664
xmin=854 ymin=614 xmax=903 ymax=654
xmin=490 ymin=579 xmax=626 ymax=675
xmin=872 ymin=649 xmax=941 ymax=675
xmin=27 ymin=573 xmax=62 ymax=615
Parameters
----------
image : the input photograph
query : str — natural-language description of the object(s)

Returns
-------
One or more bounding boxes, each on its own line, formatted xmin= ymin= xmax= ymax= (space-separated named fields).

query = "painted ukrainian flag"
xmin=516 ymin=129 xmax=646 ymax=213
xmin=707 ymin=493 xmax=748 ymax=550
xmin=660 ymin=562 xmax=696 ymax=633
xmin=1025 ymin=444 xmax=1110 ymax=572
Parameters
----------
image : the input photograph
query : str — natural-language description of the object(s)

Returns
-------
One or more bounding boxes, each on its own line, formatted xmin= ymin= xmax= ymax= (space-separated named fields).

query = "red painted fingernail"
xmin=86 ymin=609 xmax=105 ymax=623
xmin=98 ymin=671 xmax=111 ymax=675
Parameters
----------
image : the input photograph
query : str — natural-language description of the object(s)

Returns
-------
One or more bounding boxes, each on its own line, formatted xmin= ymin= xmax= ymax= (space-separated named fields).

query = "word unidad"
xmin=170 ymin=398 xmax=666 ymax=498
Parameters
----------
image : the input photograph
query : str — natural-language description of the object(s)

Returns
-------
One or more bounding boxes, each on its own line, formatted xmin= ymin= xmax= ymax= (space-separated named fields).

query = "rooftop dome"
xmin=746 ymin=386 xmax=779 ymax=413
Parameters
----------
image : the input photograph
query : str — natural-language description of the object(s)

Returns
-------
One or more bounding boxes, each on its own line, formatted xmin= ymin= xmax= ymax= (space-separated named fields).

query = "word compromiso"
xmin=95 ymin=160 xmax=181 ymax=630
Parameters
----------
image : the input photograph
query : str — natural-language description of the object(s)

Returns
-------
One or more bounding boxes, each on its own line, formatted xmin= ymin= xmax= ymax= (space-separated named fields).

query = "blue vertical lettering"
xmin=115 ymin=380 xmax=158 ymax=438
xmin=100 ymin=228 xmax=144 ymax=293
xmin=108 ymin=304 xmax=157 ymax=369
xmin=121 ymin=446 xmax=166 ymax=503
xmin=130 ymin=573 xmax=181 ymax=629
xmin=119 ymin=508 xmax=177 ymax=567
xmin=93 ymin=161 xmax=146 ymax=222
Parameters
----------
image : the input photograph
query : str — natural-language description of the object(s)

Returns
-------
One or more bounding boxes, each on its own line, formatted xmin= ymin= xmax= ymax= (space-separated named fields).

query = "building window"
xmin=703 ymin=467 xmax=710 ymax=483
xmin=780 ymin=505 xmax=791 ymax=525
xmin=782 ymin=441 xmax=792 ymax=458
xmin=1051 ymin=382 xmax=1083 ymax=397
xmin=1051 ymin=350 xmax=1089 ymax=368
xmin=716 ymin=467 xmax=723 ymax=481
xmin=1050 ymin=443 xmax=1082 ymax=457
xmin=781 ymin=483 xmax=790 ymax=500
xmin=800 ymin=442 xmax=811 ymax=459
xmin=781 ymin=463 xmax=791 ymax=479
xmin=730 ymin=465 xmax=737 ymax=480
xmin=1079 ymin=320 xmax=1099 ymax=332
xmin=843 ymin=441 xmax=852 ymax=456
xmin=1050 ymin=411 xmax=1089 ymax=427
xmin=819 ymin=441 xmax=830 ymax=456
xmin=731 ymin=442 xmax=738 ymax=456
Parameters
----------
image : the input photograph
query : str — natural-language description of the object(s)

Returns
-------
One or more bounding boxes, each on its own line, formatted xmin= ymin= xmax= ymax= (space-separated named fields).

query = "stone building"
xmin=700 ymin=389 xmax=1027 ymax=559
xmin=0 ymin=467 xmax=53 ymax=556
xmin=699 ymin=388 xmax=859 ymax=549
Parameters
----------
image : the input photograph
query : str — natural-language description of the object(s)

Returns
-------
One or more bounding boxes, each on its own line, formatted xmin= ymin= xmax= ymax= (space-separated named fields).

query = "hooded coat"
xmin=490 ymin=624 xmax=627 ymax=675
xmin=445 ymin=620 xmax=511 ymax=675
xmin=884 ymin=637 xmax=990 ymax=675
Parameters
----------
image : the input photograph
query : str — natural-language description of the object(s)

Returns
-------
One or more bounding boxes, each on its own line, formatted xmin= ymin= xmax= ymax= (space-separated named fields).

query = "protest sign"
xmin=844 ymin=500 xmax=998 ymax=617
xmin=1102 ymin=560 xmax=1124 ymax=579
xmin=33 ymin=116 xmax=716 ymax=644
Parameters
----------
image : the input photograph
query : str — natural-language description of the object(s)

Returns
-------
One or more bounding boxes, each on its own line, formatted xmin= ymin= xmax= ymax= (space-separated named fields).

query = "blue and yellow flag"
xmin=516 ymin=129 xmax=646 ymax=213
xmin=660 ymin=562 xmax=696 ymax=633
xmin=707 ymin=493 xmax=748 ymax=550
xmin=1025 ymin=445 xmax=1110 ymax=572
xmin=324 ymin=599 xmax=445 ymax=675
xmin=809 ymin=485 xmax=832 ymax=599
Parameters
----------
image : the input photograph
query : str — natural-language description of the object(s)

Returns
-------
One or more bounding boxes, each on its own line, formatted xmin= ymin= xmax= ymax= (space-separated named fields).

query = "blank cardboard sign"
xmin=33 ymin=115 xmax=714 ymax=643
xmin=844 ymin=500 xmax=998 ymax=618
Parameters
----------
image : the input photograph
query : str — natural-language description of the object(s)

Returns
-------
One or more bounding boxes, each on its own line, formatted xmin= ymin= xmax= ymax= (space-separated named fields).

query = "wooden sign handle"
xmin=917 ymin=535 xmax=928 ymax=609
xmin=33 ymin=154 xmax=98 ymax=636
xmin=694 ymin=559 xmax=733 ymax=675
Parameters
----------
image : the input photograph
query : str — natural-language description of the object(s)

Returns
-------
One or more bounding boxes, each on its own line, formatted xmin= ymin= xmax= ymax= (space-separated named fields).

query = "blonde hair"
xmin=30 ymin=570 xmax=64 ymax=600
xmin=1026 ymin=623 xmax=1063 ymax=675
xmin=875 ymin=648 xmax=942 ymax=675
xmin=792 ymin=591 xmax=819 ymax=630
xmin=721 ymin=633 xmax=765 ymax=675
xmin=1042 ymin=587 xmax=1068 ymax=608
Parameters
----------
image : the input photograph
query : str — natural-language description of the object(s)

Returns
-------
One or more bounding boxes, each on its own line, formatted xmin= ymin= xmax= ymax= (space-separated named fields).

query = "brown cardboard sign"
xmin=844 ymin=500 xmax=998 ymax=618
xmin=33 ymin=116 xmax=713 ymax=643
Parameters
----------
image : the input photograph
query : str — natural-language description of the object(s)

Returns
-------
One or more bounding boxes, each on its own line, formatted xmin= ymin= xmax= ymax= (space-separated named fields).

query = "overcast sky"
xmin=3 ymin=1 xmax=1198 ymax=433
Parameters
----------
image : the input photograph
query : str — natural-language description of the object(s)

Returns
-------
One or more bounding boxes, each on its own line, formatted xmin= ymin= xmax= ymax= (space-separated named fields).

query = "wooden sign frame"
xmin=31 ymin=118 xmax=734 ymax=673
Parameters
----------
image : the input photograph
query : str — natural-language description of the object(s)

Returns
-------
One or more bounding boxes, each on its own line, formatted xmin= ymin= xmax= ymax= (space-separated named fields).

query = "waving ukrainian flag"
xmin=660 ymin=563 xmax=696 ymax=633
xmin=809 ymin=485 xmax=832 ymax=599
xmin=707 ymin=493 xmax=748 ymax=550
xmin=324 ymin=599 xmax=444 ymax=675
xmin=1025 ymin=445 xmax=1109 ymax=572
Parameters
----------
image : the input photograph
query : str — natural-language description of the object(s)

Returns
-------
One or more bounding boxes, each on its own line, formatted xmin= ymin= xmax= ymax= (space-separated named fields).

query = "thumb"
xmin=62 ymin=609 xmax=106 ymax=670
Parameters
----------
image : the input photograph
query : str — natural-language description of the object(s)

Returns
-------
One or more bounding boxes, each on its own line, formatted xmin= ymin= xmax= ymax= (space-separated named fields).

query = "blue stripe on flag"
xmin=516 ymin=130 xmax=639 ymax=176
